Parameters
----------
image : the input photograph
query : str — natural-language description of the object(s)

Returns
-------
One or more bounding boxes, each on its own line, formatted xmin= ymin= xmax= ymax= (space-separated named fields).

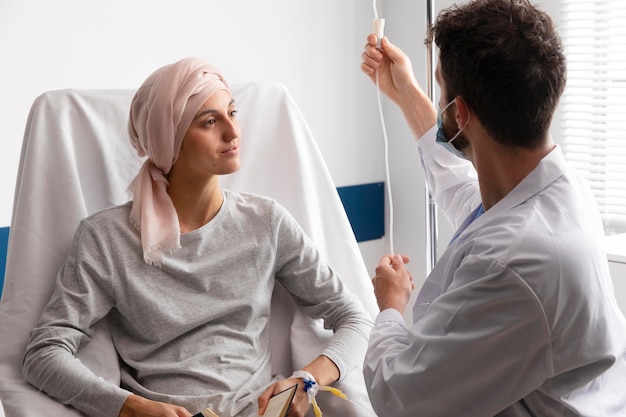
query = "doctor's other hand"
xmin=360 ymin=35 xmax=421 ymax=107
xmin=372 ymin=254 xmax=414 ymax=314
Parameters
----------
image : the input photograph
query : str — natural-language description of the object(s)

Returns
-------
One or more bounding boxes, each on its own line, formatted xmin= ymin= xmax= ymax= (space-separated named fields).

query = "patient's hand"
xmin=258 ymin=377 xmax=310 ymax=417
xmin=119 ymin=393 xmax=194 ymax=417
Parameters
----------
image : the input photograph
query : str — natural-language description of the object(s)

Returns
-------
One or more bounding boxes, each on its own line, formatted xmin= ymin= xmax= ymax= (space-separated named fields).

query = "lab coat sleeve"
xmin=363 ymin=255 xmax=553 ymax=417
xmin=416 ymin=125 xmax=482 ymax=229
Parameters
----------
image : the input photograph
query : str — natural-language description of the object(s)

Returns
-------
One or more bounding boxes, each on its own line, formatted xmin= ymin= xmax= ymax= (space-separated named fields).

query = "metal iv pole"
xmin=425 ymin=0 xmax=438 ymax=274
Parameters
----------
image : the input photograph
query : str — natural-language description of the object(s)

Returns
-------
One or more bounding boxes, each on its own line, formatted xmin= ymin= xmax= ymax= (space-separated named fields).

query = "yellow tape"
xmin=320 ymin=385 xmax=348 ymax=400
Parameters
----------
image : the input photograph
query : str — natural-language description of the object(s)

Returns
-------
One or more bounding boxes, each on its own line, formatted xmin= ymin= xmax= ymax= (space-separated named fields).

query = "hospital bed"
xmin=0 ymin=84 xmax=379 ymax=417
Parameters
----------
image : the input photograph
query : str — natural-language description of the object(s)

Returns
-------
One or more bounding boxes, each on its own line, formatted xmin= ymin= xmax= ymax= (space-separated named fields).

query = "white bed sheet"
xmin=0 ymin=83 xmax=378 ymax=417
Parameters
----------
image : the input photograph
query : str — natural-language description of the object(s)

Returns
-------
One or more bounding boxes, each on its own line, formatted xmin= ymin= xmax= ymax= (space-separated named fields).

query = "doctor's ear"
xmin=453 ymin=97 xmax=471 ymax=129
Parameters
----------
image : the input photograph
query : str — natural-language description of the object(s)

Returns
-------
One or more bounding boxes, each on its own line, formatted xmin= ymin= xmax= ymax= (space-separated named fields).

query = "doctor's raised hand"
xmin=361 ymin=35 xmax=436 ymax=139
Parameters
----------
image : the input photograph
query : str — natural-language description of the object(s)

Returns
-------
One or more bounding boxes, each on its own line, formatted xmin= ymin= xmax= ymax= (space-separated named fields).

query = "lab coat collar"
xmin=485 ymin=145 xmax=565 ymax=215
xmin=413 ymin=145 xmax=568 ymax=321
xmin=459 ymin=145 xmax=567 ymax=243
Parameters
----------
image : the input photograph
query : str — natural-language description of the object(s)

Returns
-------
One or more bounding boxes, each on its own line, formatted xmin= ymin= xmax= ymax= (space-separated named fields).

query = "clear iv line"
xmin=376 ymin=71 xmax=394 ymax=256
xmin=373 ymin=0 xmax=395 ymax=255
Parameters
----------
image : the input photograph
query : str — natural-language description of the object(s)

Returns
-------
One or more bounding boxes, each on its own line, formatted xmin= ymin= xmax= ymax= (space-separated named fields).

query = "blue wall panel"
xmin=336 ymin=182 xmax=385 ymax=242
xmin=0 ymin=227 xmax=9 ymax=298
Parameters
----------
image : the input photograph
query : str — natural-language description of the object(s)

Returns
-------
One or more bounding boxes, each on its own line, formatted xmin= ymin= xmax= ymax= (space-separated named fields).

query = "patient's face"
xmin=175 ymin=90 xmax=241 ymax=179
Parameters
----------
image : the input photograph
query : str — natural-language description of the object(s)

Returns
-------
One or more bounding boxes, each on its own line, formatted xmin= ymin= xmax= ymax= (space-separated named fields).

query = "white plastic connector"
xmin=373 ymin=18 xmax=385 ymax=48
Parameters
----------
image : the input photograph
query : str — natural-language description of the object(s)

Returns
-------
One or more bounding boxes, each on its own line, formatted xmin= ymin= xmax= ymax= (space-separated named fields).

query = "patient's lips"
xmin=221 ymin=144 xmax=239 ymax=156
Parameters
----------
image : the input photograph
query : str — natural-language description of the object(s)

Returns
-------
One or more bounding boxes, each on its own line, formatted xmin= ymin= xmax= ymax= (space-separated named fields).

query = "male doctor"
xmin=360 ymin=0 xmax=626 ymax=415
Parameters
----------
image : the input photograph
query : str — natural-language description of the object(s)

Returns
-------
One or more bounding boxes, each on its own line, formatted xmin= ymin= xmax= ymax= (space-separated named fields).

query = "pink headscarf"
xmin=127 ymin=57 xmax=229 ymax=267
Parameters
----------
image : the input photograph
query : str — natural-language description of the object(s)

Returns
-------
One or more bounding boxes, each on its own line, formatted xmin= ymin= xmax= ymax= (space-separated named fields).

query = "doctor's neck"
xmin=474 ymin=135 xmax=555 ymax=211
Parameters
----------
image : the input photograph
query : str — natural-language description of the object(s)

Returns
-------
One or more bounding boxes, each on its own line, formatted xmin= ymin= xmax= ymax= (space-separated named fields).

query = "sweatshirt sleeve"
xmin=22 ymin=220 xmax=132 ymax=417
xmin=270 ymin=201 xmax=373 ymax=379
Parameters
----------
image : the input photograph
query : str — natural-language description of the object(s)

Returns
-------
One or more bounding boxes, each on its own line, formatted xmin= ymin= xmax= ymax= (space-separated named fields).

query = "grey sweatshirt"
xmin=23 ymin=190 xmax=372 ymax=417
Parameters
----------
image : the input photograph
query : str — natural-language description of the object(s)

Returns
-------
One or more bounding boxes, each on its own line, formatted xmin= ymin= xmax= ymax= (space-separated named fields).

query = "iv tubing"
xmin=372 ymin=0 xmax=395 ymax=255
xmin=375 ymin=72 xmax=394 ymax=256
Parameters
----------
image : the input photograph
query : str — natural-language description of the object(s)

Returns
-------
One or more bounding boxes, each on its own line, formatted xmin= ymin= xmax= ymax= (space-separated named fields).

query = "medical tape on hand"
xmin=290 ymin=370 xmax=348 ymax=417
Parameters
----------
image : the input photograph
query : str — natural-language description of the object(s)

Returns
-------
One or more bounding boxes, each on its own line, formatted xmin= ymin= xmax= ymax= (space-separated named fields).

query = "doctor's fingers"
xmin=376 ymin=254 xmax=409 ymax=267
xmin=374 ymin=256 xmax=408 ymax=281
xmin=372 ymin=265 xmax=413 ymax=299
xmin=361 ymin=34 xmax=390 ymax=76
xmin=391 ymin=258 xmax=414 ymax=289
xmin=360 ymin=51 xmax=383 ymax=78
xmin=390 ymin=254 xmax=410 ymax=266
xmin=363 ymin=34 xmax=408 ymax=63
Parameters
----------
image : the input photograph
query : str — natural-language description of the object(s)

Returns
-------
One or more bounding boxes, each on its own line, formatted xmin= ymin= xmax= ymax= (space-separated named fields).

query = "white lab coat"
xmin=363 ymin=126 xmax=626 ymax=416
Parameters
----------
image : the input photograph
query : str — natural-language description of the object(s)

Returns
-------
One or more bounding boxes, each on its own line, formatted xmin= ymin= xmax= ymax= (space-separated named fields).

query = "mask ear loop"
xmin=448 ymin=98 xmax=471 ymax=147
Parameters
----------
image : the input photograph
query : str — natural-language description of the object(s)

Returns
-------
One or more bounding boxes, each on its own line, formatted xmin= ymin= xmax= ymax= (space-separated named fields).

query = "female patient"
xmin=22 ymin=57 xmax=372 ymax=417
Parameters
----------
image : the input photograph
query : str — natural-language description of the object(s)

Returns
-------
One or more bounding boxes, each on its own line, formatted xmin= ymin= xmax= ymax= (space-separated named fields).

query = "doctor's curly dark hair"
xmin=430 ymin=0 xmax=566 ymax=150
